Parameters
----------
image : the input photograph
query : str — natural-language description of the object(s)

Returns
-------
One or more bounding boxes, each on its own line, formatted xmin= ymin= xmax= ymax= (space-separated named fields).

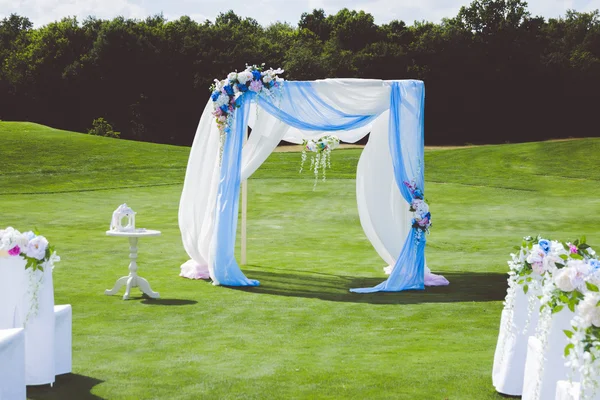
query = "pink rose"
xmin=249 ymin=80 xmax=263 ymax=92
xmin=8 ymin=245 xmax=20 ymax=256
xmin=570 ymin=244 xmax=578 ymax=254
xmin=531 ymin=262 xmax=545 ymax=275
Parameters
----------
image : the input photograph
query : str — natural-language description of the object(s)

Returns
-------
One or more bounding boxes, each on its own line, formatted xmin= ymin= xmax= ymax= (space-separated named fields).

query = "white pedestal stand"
xmin=105 ymin=229 xmax=161 ymax=300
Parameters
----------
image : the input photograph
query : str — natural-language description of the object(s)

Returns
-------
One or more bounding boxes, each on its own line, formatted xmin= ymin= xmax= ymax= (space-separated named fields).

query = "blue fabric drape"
xmin=212 ymin=80 xmax=427 ymax=291
xmin=212 ymin=94 xmax=259 ymax=286
xmin=256 ymin=82 xmax=378 ymax=131
xmin=350 ymin=81 xmax=426 ymax=293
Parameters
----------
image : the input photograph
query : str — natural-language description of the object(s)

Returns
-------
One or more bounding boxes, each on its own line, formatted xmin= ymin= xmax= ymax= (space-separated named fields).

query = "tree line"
xmin=1 ymin=0 xmax=599 ymax=145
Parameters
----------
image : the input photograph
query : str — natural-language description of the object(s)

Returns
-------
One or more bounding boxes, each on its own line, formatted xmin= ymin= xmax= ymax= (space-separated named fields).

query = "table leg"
xmin=123 ymin=275 xmax=135 ymax=300
xmin=106 ymin=236 xmax=160 ymax=300
xmin=104 ymin=276 xmax=129 ymax=296
xmin=137 ymin=276 xmax=160 ymax=298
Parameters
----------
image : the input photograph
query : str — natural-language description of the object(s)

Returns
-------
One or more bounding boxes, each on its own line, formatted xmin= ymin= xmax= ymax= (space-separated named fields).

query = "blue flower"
xmin=237 ymin=83 xmax=248 ymax=92
xmin=538 ymin=239 xmax=551 ymax=254
xmin=211 ymin=90 xmax=220 ymax=101
xmin=223 ymin=85 xmax=234 ymax=96
xmin=220 ymin=104 xmax=229 ymax=114
xmin=590 ymin=259 xmax=600 ymax=271
xmin=252 ymin=70 xmax=261 ymax=81
xmin=413 ymin=189 xmax=424 ymax=199
xmin=424 ymin=212 xmax=431 ymax=220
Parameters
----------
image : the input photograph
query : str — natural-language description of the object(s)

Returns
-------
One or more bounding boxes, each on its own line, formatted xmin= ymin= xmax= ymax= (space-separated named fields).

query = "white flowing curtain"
xmin=179 ymin=79 xmax=431 ymax=282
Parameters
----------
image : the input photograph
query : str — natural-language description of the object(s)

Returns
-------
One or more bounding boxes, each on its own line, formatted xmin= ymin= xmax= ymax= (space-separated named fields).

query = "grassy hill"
xmin=1 ymin=121 xmax=599 ymax=399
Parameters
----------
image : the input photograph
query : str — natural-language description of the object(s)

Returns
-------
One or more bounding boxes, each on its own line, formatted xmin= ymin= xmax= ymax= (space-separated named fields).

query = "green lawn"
xmin=1 ymin=121 xmax=599 ymax=400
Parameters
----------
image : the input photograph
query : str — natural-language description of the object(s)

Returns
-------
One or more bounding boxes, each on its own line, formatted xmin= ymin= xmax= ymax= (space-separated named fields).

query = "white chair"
xmin=493 ymin=287 xmax=540 ymax=395
xmin=54 ymin=305 xmax=72 ymax=376
xmin=0 ymin=328 xmax=26 ymax=400
xmin=523 ymin=308 xmax=577 ymax=400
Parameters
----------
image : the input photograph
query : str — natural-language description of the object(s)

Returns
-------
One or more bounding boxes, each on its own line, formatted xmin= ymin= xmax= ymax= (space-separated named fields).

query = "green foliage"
xmin=88 ymin=117 xmax=120 ymax=138
xmin=1 ymin=3 xmax=600 ymax=145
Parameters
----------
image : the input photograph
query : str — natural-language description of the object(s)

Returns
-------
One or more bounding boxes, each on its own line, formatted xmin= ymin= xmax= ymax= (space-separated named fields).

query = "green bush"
xmin=88 ymin=118 xmax=120 ymax=138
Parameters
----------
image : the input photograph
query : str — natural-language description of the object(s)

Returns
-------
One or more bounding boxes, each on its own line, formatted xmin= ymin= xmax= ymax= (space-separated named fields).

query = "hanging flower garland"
xmin=565 ymin=282 xmax=600 ymax=400
xmin=210 ymin=64 xmax=284 ymax=160
xmin=299 ymin=135 xmax=340 ymax=190
xmin=0 ymin=226 xmax=60 ymax=325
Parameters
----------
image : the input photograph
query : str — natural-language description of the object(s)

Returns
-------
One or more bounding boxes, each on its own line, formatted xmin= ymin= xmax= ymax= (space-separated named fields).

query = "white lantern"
xmin=110 ymin=204 xmax=136 ymax=232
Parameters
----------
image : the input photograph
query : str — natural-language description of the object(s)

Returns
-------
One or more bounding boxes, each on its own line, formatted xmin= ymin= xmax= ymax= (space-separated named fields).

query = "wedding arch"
xmin=178 ymin=66 xmax=448 ymax=293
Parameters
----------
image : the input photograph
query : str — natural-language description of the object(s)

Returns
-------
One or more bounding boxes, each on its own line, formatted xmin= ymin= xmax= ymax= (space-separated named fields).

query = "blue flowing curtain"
xmin=212 ymin=80 xmax=426 ymax=293
xmin=351 ymin=81 xmax=426 ymax=293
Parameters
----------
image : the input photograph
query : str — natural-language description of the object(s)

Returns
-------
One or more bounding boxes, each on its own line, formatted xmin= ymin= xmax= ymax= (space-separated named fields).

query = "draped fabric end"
xmin=211 ymin=95 xmax=259 ymax=287
xmin=178 ymin=79 xmax=447 ymax=291
xmin=350 ymin=81 xmax=427 ymax=293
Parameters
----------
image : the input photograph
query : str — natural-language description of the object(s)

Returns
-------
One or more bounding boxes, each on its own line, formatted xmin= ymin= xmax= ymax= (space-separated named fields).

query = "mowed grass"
xmin=0 ymin=121 xmax=599 ymax=400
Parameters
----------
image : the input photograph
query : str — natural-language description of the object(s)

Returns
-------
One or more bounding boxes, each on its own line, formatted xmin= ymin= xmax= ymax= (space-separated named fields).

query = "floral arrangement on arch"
xmin=299 ymin=135 xmax=340 ymax=189
xmin=210 ymin=64 xmax=284 ymax=141
xmin=404 ymin=181 xmax=431 ymax=234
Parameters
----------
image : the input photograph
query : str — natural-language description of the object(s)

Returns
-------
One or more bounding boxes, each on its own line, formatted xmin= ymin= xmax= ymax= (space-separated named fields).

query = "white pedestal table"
xmin=105 ymin=229 xmax=161 ymax=300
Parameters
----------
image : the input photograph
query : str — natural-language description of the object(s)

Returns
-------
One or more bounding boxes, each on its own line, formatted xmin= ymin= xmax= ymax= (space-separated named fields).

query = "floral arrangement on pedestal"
xmin=0 ymin=226 xmax=59 ymax=270
xmin=0 ymin=227 xmax=60 ymax=324
xmin=299 ymin=135 xmax=340 ymax=189
xmin=210 ymin=64 xmax=284 ymax=155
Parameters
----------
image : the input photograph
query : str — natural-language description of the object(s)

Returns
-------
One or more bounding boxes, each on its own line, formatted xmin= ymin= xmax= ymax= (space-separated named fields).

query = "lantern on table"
xmin=110 ymin=204 xmax=136 ymax=232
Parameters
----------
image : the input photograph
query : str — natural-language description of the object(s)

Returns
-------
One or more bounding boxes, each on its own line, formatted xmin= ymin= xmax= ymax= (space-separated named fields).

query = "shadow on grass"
xmin=141 ymin=298 xmax=198 ymax=306
xmin=27 ymin=373 xmax=104 ymax=400
xmin=231 ymin=267 xmax=507 ymax=305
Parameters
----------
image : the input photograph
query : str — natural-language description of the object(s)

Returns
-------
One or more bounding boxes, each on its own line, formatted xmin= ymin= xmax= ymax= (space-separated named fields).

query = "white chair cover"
xmin=492 ymin=287 xmax=540 ymax=395
xmin=0 ymin=256 xmax=56 ymax=385
xmin=0 ymin=328 xmax=26 ymax=400
xmin=54 ymin=304 xmax=72 ymax=376
xmin=523 ymin=309 xmax=577 ymax=400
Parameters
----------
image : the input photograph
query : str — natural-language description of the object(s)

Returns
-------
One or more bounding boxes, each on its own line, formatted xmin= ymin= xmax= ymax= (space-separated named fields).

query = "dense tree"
xmin=1 ymin=2 xmax=599 ymax=145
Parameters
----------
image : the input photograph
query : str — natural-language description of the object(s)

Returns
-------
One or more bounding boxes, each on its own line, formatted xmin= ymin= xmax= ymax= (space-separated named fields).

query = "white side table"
xmin=105 ymin=229 xmax=161 ymax=300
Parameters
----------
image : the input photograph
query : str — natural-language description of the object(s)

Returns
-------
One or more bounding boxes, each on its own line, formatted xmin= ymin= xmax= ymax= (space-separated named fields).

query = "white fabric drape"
xmin=180 ymin=79 xmax=435 ymax=282
xmin=179 ymin=101 xmax=222 ymax=278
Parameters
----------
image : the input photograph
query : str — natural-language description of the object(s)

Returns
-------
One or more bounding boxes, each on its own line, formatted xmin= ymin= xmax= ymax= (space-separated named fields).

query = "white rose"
xmin=543 ymin=254 xmax=562 ymax=274
xmin=578 ymin=292 xmax=600 ymax=327
xmin=227 ymin=72 xmax=237 ymax=81
xmin=306 ymin=140 xmax=317 ymax=152
xmin=554 ymin=268 xmax=575 ymax=292
xmin=0 ymin=227 xmax=21 ymax=251
xmin=416 ymin=201 xmax=429 ymax=215
xmin=567 ymin=259 xmax=590 ymax=290
xmin=25 ymin=235 xmax=48 ymax=260
xmin=550 ymin=240 xmax=569 ymax=257
xmin=237 ymin=71 xmax=252 ymax=84
xmin=215 ymin=93 xmax=229 ymax=108
xmin=262 ymin=75 xmax=273 ymax=84
xmin=16 ymin=234 xmax=29 ymax=249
